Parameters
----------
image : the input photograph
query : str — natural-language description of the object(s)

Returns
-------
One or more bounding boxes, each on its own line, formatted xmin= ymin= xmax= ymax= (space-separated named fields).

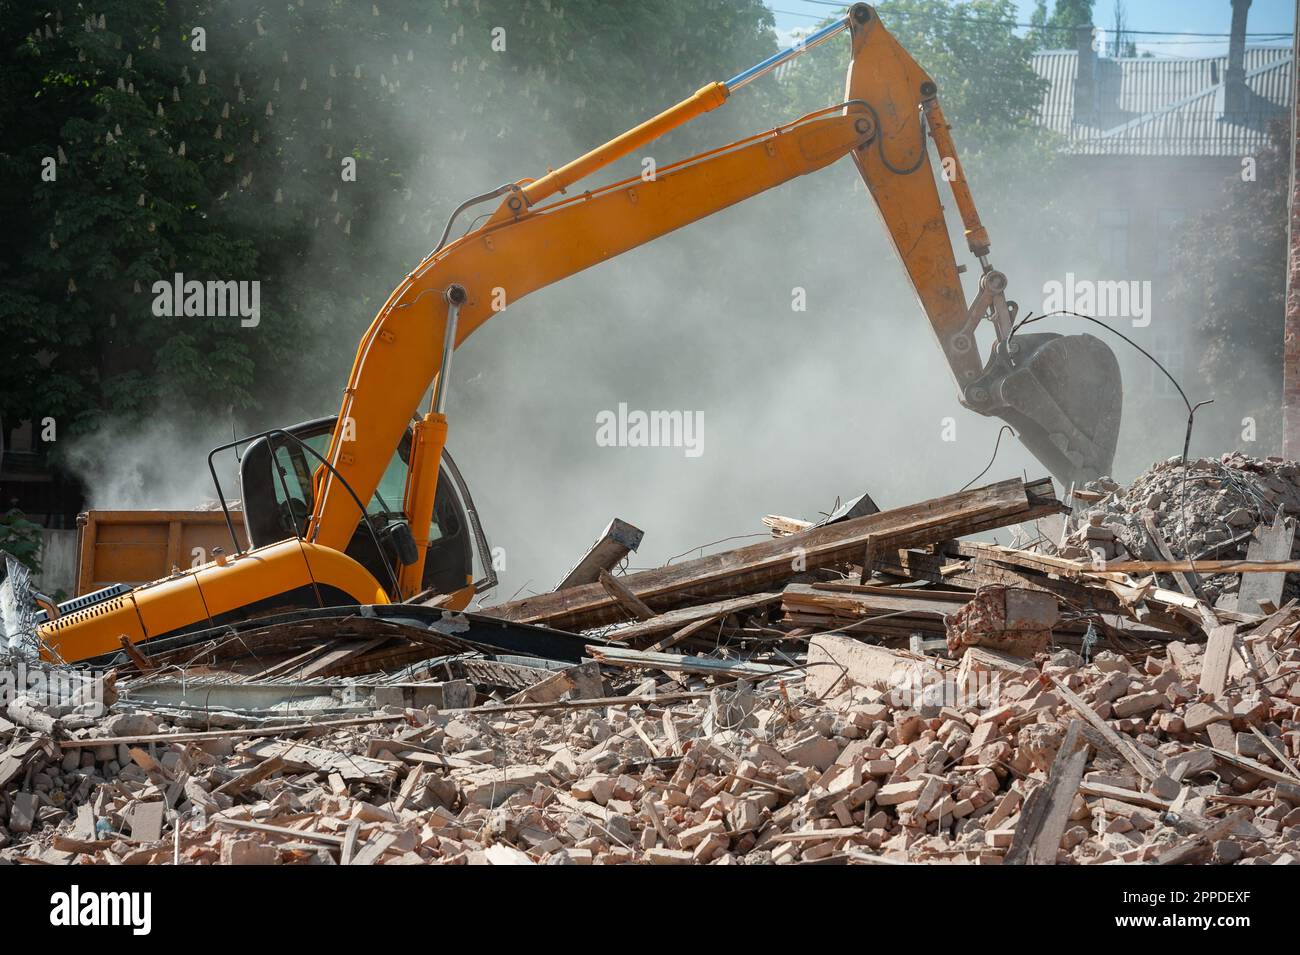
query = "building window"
xmin=1156 ymin=208 xmax=1188 ymax=273
xmin=1097 ymin=207 xmax=1130 ymax=271
xmin=1146 ymin=323 xmax=1187 ymax=400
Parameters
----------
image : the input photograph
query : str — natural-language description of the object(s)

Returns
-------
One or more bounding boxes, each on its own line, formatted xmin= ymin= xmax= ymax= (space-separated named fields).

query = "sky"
xmin=766 ymin=0 xmax=1296 ymax=57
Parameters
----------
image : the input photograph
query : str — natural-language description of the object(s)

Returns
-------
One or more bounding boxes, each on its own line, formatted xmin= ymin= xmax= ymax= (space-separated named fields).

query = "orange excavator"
xmin=18 ymin=4 xmax=1121 ymax=663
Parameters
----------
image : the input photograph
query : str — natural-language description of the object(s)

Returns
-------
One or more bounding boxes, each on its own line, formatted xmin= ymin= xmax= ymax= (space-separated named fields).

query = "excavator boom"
xmin=312 ymin=3 xmax=1122 ymax=581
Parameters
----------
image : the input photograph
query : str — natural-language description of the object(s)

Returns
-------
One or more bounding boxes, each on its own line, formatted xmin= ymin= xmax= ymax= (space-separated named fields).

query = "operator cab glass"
xmin=266 ymin=432 xmax=438 ymax=540
xmin=238 ymin=417 xmax=476 ymax=598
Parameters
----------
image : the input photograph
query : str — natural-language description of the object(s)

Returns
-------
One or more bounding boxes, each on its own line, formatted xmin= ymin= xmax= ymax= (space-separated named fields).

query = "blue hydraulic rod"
xmin=724 ymin=16 xmax=850 ymax=91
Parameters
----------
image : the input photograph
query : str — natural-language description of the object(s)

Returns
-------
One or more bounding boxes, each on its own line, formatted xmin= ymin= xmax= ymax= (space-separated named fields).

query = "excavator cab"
xmin=237 ymin=417 xmax=496 ymax=600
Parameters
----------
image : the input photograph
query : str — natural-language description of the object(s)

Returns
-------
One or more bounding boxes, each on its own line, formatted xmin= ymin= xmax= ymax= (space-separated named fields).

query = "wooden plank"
xmin=1236 ymin=512 xmax=1296 ymax=615
xmin=1199 ymin=625 xmax=1238 ymax=698
xmin=1248 ymin=726 xmax=1300 ymax=781
xmin=238 ymin=738 xmax=395 ymax=783
xmin=292 ymin=637 xmax=389 ymax=680
xmin=1078 ymin=781 xmax=1171 ymax=810
xmin=955 ymin=541 xmax=1101 ymax=580
xmin=403 ymin=751 xmax=498 ymax=771
xmin=1244 ymin=599 xmax=1300 ymax=638
xmin=1103 ymin=559 xmax=1300 ymax=574
xmin=1006 ymin=720 xmax=1089 ymax=865
xmin=118 ymin=635 xmax=159 ymax=673
xmin=340 ymin=819 xmax=361 ymax=864
xmin=605 ymin=593 xmax=781 ymax=643
xmin=248 ymin=643 xmax=333 ymax=681
xmin=597 ymin=569 xmax=657 ymax=621
xmin=58 ymin=713 xmax=406 ymax=747
xmin=783 ymin=582 xmax=969 ymax=620
xmin=502 ymin=669 xmax=576 ymax=705
xmin=215 ymin=817 xmax=344 ymax=847
xmin=212 ymin=754 xmax=287 ymax=798
xmin=393 ymin=765 xmax=425 ymax=813
xmin=1049 ymin=676 xmax=1158 ymax=781
xmin=1139 ymin=510 xmax=1200 ymax=598
xmin=763 ymin=515 xmax=812 ymax=536
xmin=644 ymin=613 xmax=727 ymax=654
xmin=1203 ymin=746 xmax=1299 ymax=787
xmin=1156 ymin=809 xmax=1251 ymax=865
xmin=555 ymin=518 xmax=643 ymax=589
xmin=481 ymin=478 xmax=1061 ymax=632
xmin=443 ymin=690 xmax=713 ymax=716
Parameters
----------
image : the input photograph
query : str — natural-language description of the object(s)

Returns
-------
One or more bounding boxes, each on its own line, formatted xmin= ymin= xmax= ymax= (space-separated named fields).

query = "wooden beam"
xmin=118 ymin=635 xmax=158 ymax=673
xmin=1049 ymin=676 xmax=1158 ymax=781
xmin=483 ymin=477 xmax=1062 ymax=632
xmin=1199 ymin=625 xmax=1238 ymax=698
xmin=1236 ymin=512 xmax=1297 ymax=615
xmin=1006 ymin=720 xmax=1089 ymax=865
xmin=1102 ymin=559 xmax=1300 ymax=574
xmin=597 ymin=569 xmax=657 ymax=621
xmin=1140 ymin=510 xmax=1201 ymax=598
xmin=555 ymin=518 xmax=643 ymax=590
xmin=215 ymin=817 xmax=345 ymax=847
xmin=585 ymin=645 xmax=789 ymax=679
xmin=644 ymin=613 xmax=726 ymax=654
xmin=58 ymin=713 xmax=407 ymax=747
xmin=1155 ymin=809 xmax=1251 ymax=865
xmin=605 ymin=592 xmax=781 ymax=643
xmin=212 ymin=754 xmax=287 ymax=798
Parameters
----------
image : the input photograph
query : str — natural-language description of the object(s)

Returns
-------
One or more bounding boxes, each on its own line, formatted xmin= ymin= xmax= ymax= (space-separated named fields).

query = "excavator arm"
xmin=310 ymin=3 xmax=1122 ymax=597
xmin=31 ymin=4 xmax=1123 ymax=663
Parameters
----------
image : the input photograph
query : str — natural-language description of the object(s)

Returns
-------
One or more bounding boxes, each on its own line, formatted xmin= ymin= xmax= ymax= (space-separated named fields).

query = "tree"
xmin=0 ymin=0 xmax=782 ymax=444
xmin=1108 ymin=1 xmax=1136 ymax=58
xmin=775 ymin=0 xmax=1054 ymax=202
xmin=0 ymin=1 xmax=295 ymax=438
xmin=1025 ymin=1 xmax=1052 ymax=49
xmin=1024 ymin=0 xmax=1096 ymax=50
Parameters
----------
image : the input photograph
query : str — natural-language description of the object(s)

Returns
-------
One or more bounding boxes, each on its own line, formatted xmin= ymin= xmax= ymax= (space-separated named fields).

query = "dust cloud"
xmin=62 ymin=7 xmax=1274 ymax=605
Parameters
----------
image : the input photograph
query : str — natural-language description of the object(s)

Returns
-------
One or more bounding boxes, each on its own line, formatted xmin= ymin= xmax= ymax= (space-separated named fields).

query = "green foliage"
xmin=0 ymin=1 xmax=290 ymax=435
xmin=776 ymin=0 xmax=1056 ymax=211
xmin=0 ymin=509 xmax=43 ymax=574
xmin=1026 ymin=0 xmax=1095 ymax=49
xmin=0 ymin=0 xmax=780 ymax=437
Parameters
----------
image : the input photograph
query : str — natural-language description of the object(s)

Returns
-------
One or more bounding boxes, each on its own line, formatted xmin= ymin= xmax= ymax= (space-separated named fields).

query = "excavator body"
xmin=13 ymin=3 xmax=1122 ymax=664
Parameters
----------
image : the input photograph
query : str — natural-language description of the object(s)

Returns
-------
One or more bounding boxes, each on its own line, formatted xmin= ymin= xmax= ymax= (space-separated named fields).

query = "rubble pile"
xmin=2 ymin=632 xmax=1298 ymax=865
xmin=1 ymin=467 xmax=1298 ymax=865
xmin=1063 ymin=453 xmax=1300 ymax=604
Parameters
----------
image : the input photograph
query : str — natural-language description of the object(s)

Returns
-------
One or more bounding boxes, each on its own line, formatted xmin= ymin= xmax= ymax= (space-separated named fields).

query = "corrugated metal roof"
xmin=1031 ymin=45 xmax=1292 ymax=157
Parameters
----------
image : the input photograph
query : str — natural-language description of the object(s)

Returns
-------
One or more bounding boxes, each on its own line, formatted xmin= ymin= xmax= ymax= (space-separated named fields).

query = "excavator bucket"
xmin=972 ymin=332 xmax=1122 ymax=489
